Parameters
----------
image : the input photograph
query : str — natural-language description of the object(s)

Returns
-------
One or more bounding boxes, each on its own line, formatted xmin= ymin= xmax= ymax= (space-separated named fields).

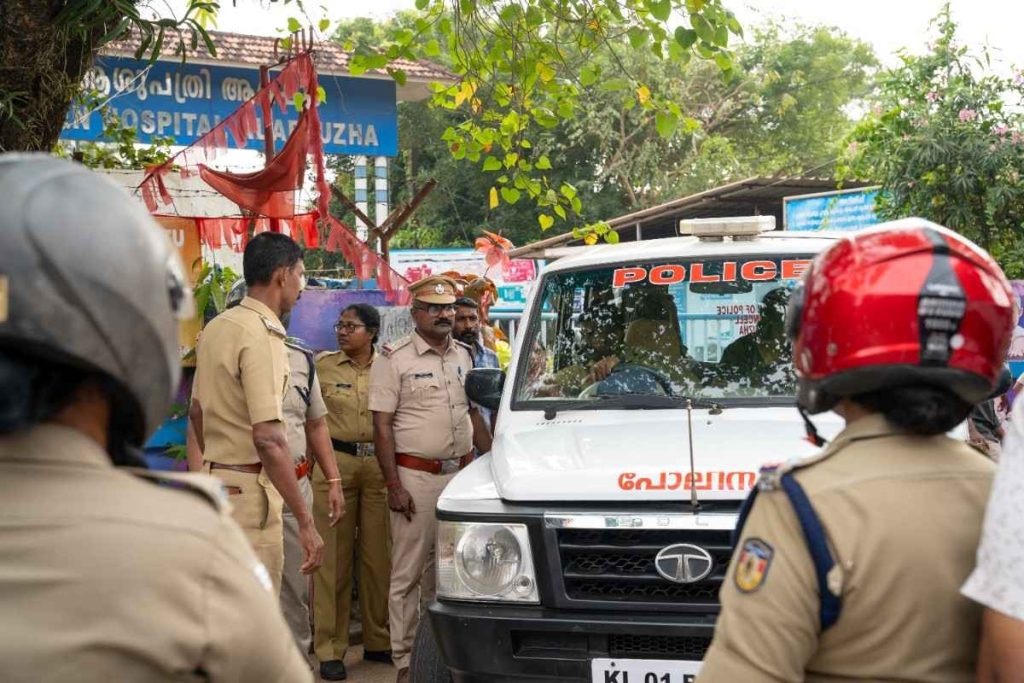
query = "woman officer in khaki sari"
xmin=312 ymin=303 xmax=392 ymax=680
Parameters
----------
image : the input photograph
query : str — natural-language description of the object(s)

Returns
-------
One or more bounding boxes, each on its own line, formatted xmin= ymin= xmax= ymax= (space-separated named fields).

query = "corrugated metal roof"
xmin=510 ymin=176 xmax=875 ymax=258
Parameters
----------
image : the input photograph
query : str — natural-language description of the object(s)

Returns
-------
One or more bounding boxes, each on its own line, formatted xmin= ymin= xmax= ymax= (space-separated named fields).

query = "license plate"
xmin=591 ymin=658 xmax=701 ymax=683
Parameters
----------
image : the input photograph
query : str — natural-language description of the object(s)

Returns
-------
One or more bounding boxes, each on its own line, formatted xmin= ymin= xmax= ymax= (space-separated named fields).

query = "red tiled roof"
xmin=101 ymin=28 xmax=455 ymax=83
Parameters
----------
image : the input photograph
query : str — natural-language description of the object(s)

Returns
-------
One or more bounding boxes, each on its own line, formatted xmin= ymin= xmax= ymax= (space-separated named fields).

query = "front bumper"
xmin=428 ymin=599 xmax=716 ymax=683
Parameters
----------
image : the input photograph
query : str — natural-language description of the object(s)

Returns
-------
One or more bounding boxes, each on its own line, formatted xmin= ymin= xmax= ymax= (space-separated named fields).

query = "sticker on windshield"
xmin=612 ymin=259 xmax=811 ymax=287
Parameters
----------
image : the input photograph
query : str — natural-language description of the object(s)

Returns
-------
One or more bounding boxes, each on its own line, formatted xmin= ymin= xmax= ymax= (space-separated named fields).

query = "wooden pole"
xmin=259 ymin=64 xmax=281 ymax=234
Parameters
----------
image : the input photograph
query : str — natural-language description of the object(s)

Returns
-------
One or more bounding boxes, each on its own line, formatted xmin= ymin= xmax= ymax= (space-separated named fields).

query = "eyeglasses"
xmin=414 ymin=303 xmax=457 ymax=316
xmin=334 ymin=322 xmax=366 ymax=333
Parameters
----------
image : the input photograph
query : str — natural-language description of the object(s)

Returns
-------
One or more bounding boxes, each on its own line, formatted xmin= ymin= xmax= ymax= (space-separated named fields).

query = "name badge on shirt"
xmin=413 ymin=372 xmax=434 ymax=379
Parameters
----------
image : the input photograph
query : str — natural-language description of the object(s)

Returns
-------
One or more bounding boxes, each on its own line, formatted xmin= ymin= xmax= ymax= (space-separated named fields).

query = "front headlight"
xmin=437 ymin=521 xmax=539 ymax=603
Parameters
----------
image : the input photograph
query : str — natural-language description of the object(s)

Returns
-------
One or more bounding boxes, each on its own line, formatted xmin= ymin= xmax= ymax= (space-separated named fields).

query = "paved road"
xmin=316 ymin=645 xmax=394 ymax=683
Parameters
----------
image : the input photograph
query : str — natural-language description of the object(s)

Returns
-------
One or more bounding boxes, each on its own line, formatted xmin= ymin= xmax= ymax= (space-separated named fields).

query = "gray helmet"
xmin=0 ymin=154 xmax=190 ymax=444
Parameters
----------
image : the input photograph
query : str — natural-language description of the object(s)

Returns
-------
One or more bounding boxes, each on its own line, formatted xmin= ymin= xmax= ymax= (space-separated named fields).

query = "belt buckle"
xmin=357 ymin=442 xmax=374 ymax=458
xmin=439 ymin=459 xmax=460 ymax=475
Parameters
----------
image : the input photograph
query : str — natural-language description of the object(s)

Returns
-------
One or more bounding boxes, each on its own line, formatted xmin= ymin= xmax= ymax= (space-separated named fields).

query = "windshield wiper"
xmin=589 ymin=394 xmax=683 ymax=409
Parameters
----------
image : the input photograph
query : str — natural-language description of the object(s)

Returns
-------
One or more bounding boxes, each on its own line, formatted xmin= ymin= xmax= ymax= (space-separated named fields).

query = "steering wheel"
xmin=578 ymin=362 xmax=675 ymax=398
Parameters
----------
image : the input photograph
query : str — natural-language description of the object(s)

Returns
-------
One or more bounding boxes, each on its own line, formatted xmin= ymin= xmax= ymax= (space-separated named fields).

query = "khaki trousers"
xmin=281 ymin=475 xmax=314 ymax=664
xmin=204 ymin=463 xmax=284 ymax=595
xmin=312 ymin=450 xmax=392 ymax=662
xmin=389 ymin=466 xmax=454 ymax=670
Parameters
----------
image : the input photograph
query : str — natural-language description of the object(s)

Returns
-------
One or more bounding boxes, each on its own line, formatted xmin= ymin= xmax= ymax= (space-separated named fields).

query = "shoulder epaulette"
xmin=381 ymin=336 xmax=412 ymax=358
xmin=453 ymin=338 xmax=473 ymax=351
xmin=261 ymin=315 xmax=287 ymax=338
xmin=123 ymin=468 xmax=228 ymax=512
xmin=284 ymin=338 xmax=313 ymax=356
xmin=315 ymin=350 xmax=339 ymax=362
xmin=756 ymin=446 xmax=835 ymax=492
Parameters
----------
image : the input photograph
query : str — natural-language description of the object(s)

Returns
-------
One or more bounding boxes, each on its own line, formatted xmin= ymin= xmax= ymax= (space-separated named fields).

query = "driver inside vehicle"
xmin=530 ymin=294 xmax=624 ymax=397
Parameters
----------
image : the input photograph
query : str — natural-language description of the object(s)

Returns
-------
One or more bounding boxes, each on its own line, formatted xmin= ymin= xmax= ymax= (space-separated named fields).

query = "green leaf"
xmin=628 ymin=27 xmax=649 ymax=50
xmin=424 ymin=39 xmax=441 ymax=57
xmin=605 ymin=229 xmax=621 ymax=244
xmin=316 ymin=85 xmax=327 ymax=104
xmin=539 ymin=214 xmax=555 ymax=230
xmin=599 ymin=78 xmax=630 ymax=92
xmin=482 ymin=156 xmax=503 ymax=171
xmin=649 ymin=0 xmax=672 ymax=21
xmin=554 ymin=205 xmax=567 ymax=220
xmin=674 ymin=27 xmax=698 ymax=49
xmin=293 ymin=92 xmax=305 ymax=110
xmin=655 ymin=111 xmax=678 ymax=138
xmin=692 ymin=15 xmax=715 ymax=44
xmin=500 ymin=187 xmax=522 ymax=204
xmin=287 ymin=17 xmax=302 ymax=33
xmin=318 ymin=18 xmax=330 ymax=32
xmin=560 ymin=183 xmax=577 ymax=200
xmin=416 ymin=0 xmax=430 ymax=8
xmin=580 ymin=64 xmax=599 ymax=87
xmin=536 ymin=155 xmax=552 ymax=170
xmin=714 ymin=24 xmax=729 ymax=47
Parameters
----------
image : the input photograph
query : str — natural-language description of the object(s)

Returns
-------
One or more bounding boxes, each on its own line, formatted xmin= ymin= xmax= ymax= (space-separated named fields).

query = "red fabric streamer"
xmin=324 ymin=216 xmax=411 ymax=304
xmin=191 ymin=213 xmax=321 ymax=252
xmin=198 ymin=111 xmax=310 ymax=219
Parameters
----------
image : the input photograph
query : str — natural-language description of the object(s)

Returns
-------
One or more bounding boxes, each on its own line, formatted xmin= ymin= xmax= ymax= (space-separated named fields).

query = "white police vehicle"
xmin=411 ymin=217 xmax=844 ymax=682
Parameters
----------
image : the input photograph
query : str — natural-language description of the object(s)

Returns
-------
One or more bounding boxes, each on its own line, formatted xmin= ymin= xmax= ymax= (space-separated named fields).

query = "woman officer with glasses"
xmin=311 ymin=303 xmax=393 ymax=680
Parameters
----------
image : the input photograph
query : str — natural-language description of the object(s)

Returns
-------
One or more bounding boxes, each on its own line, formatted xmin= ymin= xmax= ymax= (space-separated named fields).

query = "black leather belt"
xmin=331 ymin=438 xmax=358 ymax=456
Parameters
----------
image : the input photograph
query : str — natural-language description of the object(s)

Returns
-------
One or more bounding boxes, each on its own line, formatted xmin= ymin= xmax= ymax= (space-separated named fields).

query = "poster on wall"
xmin=389 ymin=248 xmax=541 ymax=314
xmin=154 ymin=215 xmax=202 ymax=361
xmin=1008 ymin=281 xmax=1024 ymax=380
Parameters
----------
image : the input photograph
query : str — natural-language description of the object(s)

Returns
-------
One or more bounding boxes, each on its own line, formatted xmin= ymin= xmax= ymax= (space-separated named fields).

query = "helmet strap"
xmin=798 ymin=405 xmax=828 ymax=447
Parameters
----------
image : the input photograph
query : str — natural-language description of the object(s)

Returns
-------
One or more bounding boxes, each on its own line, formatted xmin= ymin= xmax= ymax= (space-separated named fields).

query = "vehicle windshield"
xmin=514 ymin=255 xmax=813 ymax=405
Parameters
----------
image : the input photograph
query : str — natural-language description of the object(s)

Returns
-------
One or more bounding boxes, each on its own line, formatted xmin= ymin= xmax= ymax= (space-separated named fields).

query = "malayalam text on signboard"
xmin=62 ymin=56 xmax=398 ymax=156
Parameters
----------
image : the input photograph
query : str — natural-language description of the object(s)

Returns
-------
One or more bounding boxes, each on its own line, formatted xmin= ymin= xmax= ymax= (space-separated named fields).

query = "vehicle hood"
xmin=486 ymin=407 xmax=844 ymax=502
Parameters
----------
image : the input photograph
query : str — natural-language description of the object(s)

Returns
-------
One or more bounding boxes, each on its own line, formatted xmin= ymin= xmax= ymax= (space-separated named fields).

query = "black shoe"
xmin=363 ymin=649 xmax=393 ymax=664
xmin=319 ymin=659 xmax=347 ymax=681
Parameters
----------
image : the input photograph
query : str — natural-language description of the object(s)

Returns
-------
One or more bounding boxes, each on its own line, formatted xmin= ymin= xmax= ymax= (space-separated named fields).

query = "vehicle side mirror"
xmin=466 ymin=368 xmax=505 ymax=411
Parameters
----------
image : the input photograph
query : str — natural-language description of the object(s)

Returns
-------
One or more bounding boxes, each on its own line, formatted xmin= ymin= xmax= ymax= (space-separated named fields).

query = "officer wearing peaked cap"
xmin=369 ymin=275 xmax=493 ymax=681
xmin=0 ymin=154 xmax=310 ymax=680
xmin=698 ymin=220 xmax=1013 ymax=682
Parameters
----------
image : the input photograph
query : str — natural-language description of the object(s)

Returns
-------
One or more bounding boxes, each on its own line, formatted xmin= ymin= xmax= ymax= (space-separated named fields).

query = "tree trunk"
xmin=0 ymin=1 xmax=109 ymax=152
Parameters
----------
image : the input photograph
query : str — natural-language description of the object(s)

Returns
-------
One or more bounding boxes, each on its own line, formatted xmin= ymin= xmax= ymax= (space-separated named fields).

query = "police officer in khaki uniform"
xmin=191 ymin=232 xmax=324 ymax=594
xmin=193 ymin=282 xmax=345 ymax=662
xmin=698 ymin=221 xmax=1013 ymax=682
xmin=0 ymin=154 xmax=310 ymax=680
xmin=314 ymin=303 xmax=393 ymax=681
xmin=370 ymin=276 xmax=493 ymax=682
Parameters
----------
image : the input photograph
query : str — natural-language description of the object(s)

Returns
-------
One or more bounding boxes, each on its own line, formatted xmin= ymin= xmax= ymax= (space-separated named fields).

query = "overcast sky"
xmin=160 ymin=0 xmax=1024 ymax=70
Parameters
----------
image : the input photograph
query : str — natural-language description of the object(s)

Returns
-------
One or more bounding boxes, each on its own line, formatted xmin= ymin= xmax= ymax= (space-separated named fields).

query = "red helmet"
xmin=787 ymin=218 xmax=1014 ymax=414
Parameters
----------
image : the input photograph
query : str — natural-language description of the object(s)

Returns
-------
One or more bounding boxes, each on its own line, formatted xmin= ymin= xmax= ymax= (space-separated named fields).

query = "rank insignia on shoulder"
xmin=757 ymin=462 xmax=784 ymax=492
xmin=381 ymin=336 xmax=411 ymax=357
xmin=261 ymin=316 xmax=286 ymax=337
xmin=734 ymin=537 xmax=774 ymax=593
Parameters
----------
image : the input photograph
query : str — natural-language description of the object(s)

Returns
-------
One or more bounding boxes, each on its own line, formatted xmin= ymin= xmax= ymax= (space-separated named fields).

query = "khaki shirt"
xmin=368 ymin=333 xmax=474 ymax=459
xmin=0 ymin=425 xmax=311 ymax=682
xmin=316 ymin=349 xmax=374 ymax=444
xmin=193 ymin=297 xmax=288 ymax=465
xmin=283 ymin=342 xmax=328 ymax=463
xmin=699 ymin=413 xmax=995 ymax=683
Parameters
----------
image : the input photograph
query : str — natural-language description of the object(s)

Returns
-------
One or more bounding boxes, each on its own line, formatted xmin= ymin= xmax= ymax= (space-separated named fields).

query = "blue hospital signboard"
xmin=784 ymin=187 xmax=880 ymax=232
xmin=61 ymin=56 xmax=398 ymax=156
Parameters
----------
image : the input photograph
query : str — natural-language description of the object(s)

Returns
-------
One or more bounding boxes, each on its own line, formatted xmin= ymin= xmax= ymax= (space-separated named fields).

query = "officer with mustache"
xmin=368 ymin=276 xmax=492 ymax=682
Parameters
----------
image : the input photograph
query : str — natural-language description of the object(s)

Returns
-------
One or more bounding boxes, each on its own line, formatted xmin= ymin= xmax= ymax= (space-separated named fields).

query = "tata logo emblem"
xmin=654 ymin=544 xmax=714 ymax=584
